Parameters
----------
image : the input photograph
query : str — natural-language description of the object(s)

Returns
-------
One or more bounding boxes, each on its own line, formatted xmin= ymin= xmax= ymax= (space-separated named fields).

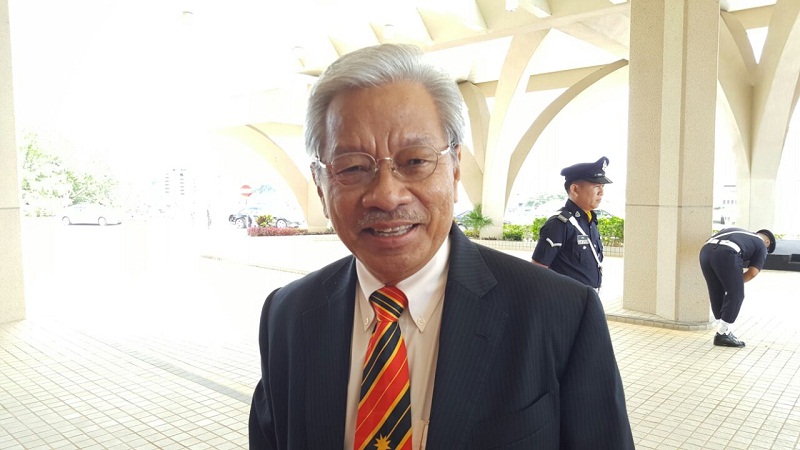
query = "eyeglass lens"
xmin=327 ymin=146 xmax=443 ymax=185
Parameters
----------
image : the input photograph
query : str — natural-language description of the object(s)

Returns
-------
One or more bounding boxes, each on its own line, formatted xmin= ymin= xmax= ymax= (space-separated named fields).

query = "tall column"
xmin=1 ymin=0 xmax=26 ymax=323
xmin=623 ymin=0 xmax=719 ymax=322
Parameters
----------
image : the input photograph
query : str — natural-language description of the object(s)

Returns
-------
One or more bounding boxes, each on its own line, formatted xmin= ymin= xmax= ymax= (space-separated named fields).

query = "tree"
xmin=67 ymin=171 xmax=117 ymax=206
xmin=18 ymin=133 xmax=118 ymax=216
xmin=19 ymin=134 xmax=72 ymax=216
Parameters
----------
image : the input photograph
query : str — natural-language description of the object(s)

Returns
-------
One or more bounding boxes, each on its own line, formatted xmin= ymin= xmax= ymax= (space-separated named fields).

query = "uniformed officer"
xmin=700 ymin=227 xmax=776 ymax=348
xmin=532 ymin=156 xmax=612 ymax=289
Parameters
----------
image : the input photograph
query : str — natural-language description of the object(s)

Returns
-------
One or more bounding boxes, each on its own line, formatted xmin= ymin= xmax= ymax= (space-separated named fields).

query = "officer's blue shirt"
xmin=710 ymin=227 xmax=768 ymax=270
xmin=532 ymin=199 xmax=604 ymax=288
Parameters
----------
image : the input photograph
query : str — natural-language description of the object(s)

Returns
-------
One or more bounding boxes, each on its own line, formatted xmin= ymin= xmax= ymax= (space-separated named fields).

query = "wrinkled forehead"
xmin=319 ymin=82 xmax=445 ymax=158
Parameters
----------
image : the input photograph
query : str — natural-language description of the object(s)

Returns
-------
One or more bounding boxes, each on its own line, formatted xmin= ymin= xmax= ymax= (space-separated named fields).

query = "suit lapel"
xmin=302 ymin=258 xmax=357 ymax=448
xmin=427 ymin=227 xmax=508 ymax=448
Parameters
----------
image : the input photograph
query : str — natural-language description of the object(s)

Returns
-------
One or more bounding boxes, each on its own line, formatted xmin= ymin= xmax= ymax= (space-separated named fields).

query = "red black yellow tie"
xmin=354 ymin=286 xmax=413 ymax=450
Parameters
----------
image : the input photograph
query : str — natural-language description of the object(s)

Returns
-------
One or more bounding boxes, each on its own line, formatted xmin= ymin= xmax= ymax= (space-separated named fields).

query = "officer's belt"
xmin=706 ymin=238 xmax=741 ymax=253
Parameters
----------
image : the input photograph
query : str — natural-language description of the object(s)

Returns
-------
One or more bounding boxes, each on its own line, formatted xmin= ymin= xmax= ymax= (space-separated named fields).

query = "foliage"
xmin=500 ymin=215 xmax=624 ymax=245
xmin=66 ymin=171 xmax=117 ymax=206
xmin=531 ymin=217 xmax=547 ymax=241
xmin=18 ymin=133 xmax=117 ymax=216
xmin=502 ymin=224 xmax=528 ymax=241
xmin=461 ymin=203 xmax=494 ymax=236
xmin=598 ymin=216 xmax=624 ymax=247
xmin=463 ymin=229 xmax=480 ymax=238
xmin=247 ymin=226 xmax=302 ymax=237
xmin=19 ymin=135 xmax=71 ymax=216
xmin=255 ymin=214 xmax=275 ymax=227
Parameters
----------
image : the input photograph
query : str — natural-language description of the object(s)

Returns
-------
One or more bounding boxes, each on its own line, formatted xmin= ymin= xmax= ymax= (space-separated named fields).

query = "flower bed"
xmin=247 ymin=227 xmax=304 ymax=237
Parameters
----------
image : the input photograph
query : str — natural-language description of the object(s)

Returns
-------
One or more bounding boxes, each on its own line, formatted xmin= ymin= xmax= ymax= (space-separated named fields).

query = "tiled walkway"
xmin=2 ymin=224 xmax=799 ymax=449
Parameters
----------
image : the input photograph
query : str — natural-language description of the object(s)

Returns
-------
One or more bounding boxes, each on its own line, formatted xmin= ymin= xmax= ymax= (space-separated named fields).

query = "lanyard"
xmin=568 ymin=216 xmax=602 ymax=269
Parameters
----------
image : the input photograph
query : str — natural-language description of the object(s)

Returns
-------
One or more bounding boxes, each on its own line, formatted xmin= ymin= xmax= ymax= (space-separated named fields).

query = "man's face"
xmin=312 ymin=81 xmax=461 ymax=285
xmin=570 ymin=180 xmax=605 ymax=211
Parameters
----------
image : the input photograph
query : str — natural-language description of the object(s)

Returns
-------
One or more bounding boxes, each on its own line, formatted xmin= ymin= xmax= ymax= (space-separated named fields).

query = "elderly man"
xmin=532 ymin=157 xmax=612 ymax=290
xmin=249 ymin=44 xmax=634 ymax=449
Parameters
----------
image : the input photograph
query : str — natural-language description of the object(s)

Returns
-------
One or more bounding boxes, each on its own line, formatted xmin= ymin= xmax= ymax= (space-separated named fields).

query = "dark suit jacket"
xmin=250 ymin=225 xmax=634 ymax=449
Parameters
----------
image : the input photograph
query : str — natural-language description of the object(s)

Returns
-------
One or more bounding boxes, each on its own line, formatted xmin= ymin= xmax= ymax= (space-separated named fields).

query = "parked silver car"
xmin=59 ymin=204 xmax=122 ymax=226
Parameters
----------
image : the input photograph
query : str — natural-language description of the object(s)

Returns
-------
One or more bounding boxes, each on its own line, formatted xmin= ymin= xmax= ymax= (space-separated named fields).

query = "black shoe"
xmin=714 ymin=332 xmax=745 ymax=348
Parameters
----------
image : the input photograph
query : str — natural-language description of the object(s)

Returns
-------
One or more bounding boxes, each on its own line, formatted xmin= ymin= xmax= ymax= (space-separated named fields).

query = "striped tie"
xmin=354 ymin=286 xmax=413 ymax=450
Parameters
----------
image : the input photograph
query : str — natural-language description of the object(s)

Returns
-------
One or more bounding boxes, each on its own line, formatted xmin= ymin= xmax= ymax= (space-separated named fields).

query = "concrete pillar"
xmin=479 ymin=31 xmax=547 ymax=238
xmin=623 ymin=0 xmax=719 ymax=323
xmin=1 ymin=0 xmax=26 ymax=323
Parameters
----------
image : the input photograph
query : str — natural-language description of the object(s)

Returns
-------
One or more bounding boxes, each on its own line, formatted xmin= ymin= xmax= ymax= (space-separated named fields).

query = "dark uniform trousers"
xmin=699 ymin=243 xmax=745 ymax=323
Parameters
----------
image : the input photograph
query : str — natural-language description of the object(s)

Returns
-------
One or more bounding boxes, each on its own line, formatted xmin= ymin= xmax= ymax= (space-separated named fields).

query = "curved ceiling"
xmin=182 ymin=0 xmax=774 ymax=99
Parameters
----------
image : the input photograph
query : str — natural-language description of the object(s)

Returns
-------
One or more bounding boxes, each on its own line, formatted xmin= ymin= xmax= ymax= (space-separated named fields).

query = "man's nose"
xmin=361 ymin=161 xmax=411 ymax=210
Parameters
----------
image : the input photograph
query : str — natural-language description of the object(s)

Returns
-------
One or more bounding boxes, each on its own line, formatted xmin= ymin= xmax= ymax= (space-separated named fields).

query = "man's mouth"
xmin=369 ymin=224 xmax=415 ymax=237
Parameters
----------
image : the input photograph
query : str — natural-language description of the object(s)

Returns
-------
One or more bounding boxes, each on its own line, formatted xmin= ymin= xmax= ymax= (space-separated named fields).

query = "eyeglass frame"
xmin=313 ymin=144 xmax=458 ymax=186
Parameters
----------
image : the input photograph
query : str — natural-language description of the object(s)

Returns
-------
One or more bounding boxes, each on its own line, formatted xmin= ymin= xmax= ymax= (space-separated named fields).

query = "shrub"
xmin=531 ymin=217 xmax=547 ymax=241
xmin=502 ymin=224 xmax=528 ymax=241
xmin=598 ymin=216 xmax=624 ymax=247
xmin=255 ymin=214 xmax=274 ymax=227
xmin=524 ymin=215 xmax=623 ymax=246
xmin=461 ymin=203 xmax=493 ymax=235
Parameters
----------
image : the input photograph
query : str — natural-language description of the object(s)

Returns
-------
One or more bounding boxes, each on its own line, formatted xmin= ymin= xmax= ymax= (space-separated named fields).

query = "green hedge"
xmin=597 ymin=216 xmax=624 ymax=247
xmin=501 ymin=216 xmax=624 ymax=246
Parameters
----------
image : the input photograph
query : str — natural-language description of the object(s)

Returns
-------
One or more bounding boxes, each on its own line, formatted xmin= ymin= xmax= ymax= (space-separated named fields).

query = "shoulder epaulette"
xmin=557 ymin=211 xmax=572 ymax=223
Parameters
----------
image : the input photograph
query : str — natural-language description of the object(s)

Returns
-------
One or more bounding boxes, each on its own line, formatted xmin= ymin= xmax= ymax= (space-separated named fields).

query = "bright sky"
xmin=8 ymin=0 xmax=298 ymax=181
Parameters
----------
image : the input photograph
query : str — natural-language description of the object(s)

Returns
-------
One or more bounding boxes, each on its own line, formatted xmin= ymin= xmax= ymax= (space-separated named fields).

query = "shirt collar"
xmin=564 ymin=199 xmax=597 ymax=223
xmin=356 ymin=236 xmax=451 ymax=333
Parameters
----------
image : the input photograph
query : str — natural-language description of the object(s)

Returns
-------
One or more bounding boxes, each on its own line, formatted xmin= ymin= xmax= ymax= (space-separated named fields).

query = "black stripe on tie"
xmin=372 ymin=394 xmax=412 ymax=446
xmin=359 ymin=324 xmax=401 ymax=398
xmin=371 ymin=291 xmax=404 ymax=319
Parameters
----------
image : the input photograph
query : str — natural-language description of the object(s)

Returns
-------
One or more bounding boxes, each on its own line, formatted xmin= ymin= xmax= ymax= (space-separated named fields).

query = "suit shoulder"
xmin=268 ymin=256 xmax=353 ymax=307
xmin=475 ymin=245 xmax=587 ymax=296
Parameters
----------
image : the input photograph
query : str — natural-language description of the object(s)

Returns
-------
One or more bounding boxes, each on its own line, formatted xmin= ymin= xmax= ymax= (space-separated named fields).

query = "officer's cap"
xmin=756 ymin=229 xmax=777 ymax=254
xmin=561 ymin=156 xmax=613 ymax=185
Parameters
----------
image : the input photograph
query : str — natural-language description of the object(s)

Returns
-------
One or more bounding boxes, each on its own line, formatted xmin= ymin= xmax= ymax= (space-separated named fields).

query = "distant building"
xmin=161 ymin=168 xmax=198 ymax=218
xmin=714 ymin=184 xmax=737 ymax=225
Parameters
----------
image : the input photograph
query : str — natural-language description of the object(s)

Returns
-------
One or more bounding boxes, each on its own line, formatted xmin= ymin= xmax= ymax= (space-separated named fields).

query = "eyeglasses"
xmin=315 ymin=145 xmax=453 ymax=186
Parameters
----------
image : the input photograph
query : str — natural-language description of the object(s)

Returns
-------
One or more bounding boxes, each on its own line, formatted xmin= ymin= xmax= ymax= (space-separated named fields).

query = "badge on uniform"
xmin=577 ymin=235 xmax=590 ymax=246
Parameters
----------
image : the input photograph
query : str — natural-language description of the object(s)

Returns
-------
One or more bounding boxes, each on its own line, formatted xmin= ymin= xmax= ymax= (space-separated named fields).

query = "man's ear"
xmin=311 ymin=165 xmax=329 ymax=218
xmin=452 ymin=145 xmax=462 ymax=203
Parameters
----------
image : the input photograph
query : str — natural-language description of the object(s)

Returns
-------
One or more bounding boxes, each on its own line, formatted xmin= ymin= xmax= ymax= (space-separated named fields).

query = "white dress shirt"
xmin=344 ymin=237 xmax=450 ymax=450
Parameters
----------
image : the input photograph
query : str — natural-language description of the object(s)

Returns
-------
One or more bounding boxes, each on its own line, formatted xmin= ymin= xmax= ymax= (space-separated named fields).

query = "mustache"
xmin=357 ymin=209 xmax=428 ymax=228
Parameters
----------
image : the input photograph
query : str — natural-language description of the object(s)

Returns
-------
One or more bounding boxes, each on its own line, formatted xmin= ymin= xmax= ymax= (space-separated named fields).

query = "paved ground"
xmin=2 ymin=220 xmax=799 ymax=449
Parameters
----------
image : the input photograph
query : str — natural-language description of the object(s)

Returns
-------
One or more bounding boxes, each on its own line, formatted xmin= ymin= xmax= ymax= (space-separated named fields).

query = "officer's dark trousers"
xmin=699 ymin=244 xmax=745 ymax=323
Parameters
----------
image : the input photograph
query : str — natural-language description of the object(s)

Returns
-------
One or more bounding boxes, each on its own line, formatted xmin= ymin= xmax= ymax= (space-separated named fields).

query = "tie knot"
xmin=369 ymin=286 xmax=407 ymax=322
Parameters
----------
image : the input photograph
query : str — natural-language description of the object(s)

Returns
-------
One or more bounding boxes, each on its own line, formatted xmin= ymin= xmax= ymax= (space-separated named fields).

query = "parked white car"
xmin=59 ymin=204 xmax=122 ymax=226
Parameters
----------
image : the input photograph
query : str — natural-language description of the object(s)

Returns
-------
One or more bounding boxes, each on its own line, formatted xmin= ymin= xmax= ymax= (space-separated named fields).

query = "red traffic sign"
xmin=240 ymin=184 xmax=253 ymax=197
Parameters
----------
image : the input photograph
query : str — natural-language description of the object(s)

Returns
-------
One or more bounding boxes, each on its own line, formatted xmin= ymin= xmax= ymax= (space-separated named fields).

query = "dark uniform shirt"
xmin=709 ymin=227 xmax=768 ymax=270
xmin=532 ymin=199 xmax=604 ymax=288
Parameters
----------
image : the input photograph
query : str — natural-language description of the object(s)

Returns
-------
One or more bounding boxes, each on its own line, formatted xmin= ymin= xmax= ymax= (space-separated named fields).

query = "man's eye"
xmin=405 ymin=158 xmax=430 ymax=167
xmin=336 ymin=164 xmax=371 ymax=175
